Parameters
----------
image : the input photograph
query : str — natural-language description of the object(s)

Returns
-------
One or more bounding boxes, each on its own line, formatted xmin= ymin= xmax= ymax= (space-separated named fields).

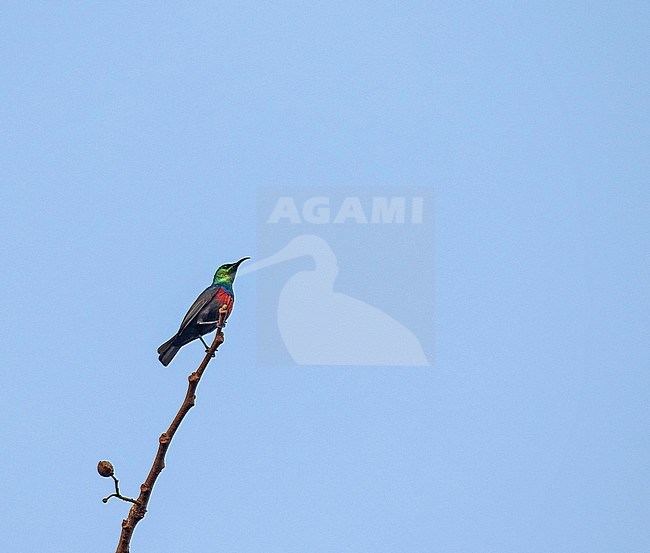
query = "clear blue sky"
xmin=1 ymin=2 xmax=648 ymax=552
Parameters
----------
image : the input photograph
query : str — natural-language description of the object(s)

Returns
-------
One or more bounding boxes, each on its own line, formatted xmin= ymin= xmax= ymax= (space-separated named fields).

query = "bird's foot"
xmin=199 ymin=336 xmax=210 ymax=350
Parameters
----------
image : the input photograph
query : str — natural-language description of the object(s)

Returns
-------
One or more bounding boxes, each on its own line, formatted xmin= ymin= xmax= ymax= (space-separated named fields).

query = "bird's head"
xmin=213 ymin=257 xmax=250 ymax=285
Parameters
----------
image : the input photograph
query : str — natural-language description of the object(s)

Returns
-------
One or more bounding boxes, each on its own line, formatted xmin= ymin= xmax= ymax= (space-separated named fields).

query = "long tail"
xmin=157 ymin=336 xmax=180 ymax=367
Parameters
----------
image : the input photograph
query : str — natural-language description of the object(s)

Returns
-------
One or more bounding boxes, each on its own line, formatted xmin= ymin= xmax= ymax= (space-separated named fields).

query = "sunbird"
xmin=158 ymin=257 xmax=249 ymax=366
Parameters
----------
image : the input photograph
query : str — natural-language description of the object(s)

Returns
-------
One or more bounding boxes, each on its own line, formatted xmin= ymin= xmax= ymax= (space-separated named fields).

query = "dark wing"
xmin=175 ymin=287 xmax=216 ymax=335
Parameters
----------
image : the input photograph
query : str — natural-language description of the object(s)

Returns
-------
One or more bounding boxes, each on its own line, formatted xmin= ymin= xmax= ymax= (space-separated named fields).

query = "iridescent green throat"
xmin=213 ymin=269 xmax=234 ymax=289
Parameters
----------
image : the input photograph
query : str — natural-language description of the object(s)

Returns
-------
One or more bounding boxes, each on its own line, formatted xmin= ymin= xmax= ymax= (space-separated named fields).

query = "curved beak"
xmin=232 ymin=256 xmax=251 ymax=271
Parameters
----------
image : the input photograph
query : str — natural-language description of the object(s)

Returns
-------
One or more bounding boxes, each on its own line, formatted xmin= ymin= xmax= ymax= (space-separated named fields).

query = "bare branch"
xmin=103 ymin=304 xmax=230 ymax=553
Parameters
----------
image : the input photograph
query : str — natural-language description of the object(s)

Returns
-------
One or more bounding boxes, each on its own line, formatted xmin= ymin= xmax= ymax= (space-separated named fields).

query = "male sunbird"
xmin=157 ymin=257 xmax=249 ymax=366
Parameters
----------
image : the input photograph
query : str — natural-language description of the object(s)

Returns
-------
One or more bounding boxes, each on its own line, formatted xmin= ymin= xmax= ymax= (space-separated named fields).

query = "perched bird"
xmin=157 ymin=257 xmax=249 ymax=366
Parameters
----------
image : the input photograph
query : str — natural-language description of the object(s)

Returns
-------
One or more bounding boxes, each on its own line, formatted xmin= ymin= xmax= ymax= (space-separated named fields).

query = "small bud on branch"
xmin=97 ymin=460 xmax=115 ymax=478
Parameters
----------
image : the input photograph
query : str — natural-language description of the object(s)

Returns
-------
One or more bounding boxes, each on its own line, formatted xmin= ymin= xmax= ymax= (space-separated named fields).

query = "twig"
xmin=111 ymin=304 xmax=230 ymax=553
xmin=102 ymin=474 xmax=138 ymax=505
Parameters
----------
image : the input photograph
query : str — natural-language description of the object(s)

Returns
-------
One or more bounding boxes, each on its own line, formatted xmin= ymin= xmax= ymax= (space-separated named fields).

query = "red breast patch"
xmin=215 ymin=287 xmax=235 ymax=318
